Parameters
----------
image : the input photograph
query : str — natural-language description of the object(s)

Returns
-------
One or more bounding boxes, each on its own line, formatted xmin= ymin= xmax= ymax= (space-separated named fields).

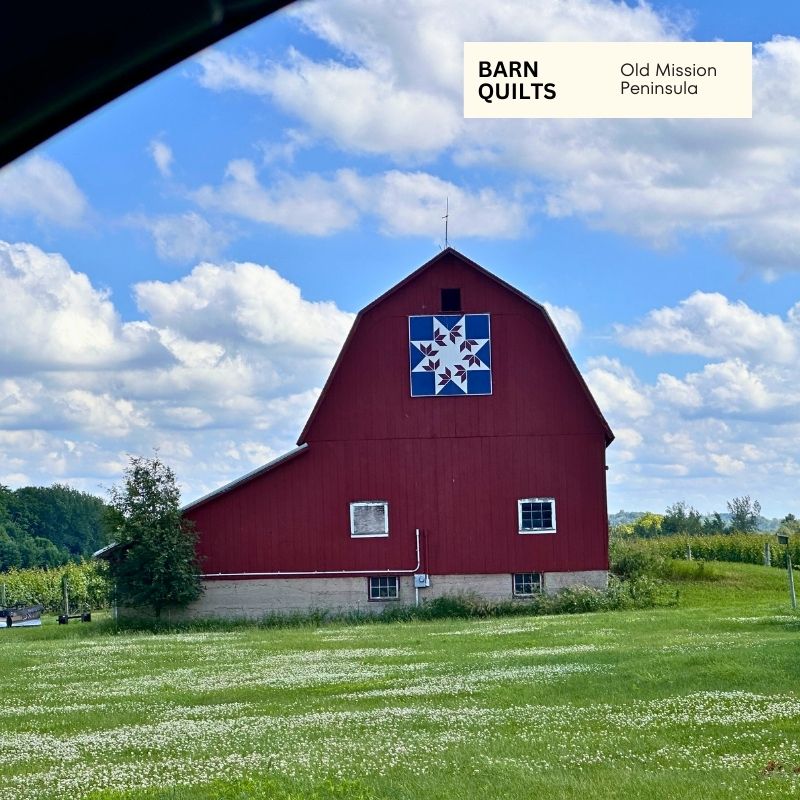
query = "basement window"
xmin=350 ymin=501 xmax=389 ymax=537
xmin=513 ymin=572 xmax=543 ymax=596
xmin=518 ymin=498 xmax=556 ymax=533
xmin=369 ymin=576 xmax=399 ymax=601
xmin=440 ymin=287 xmax=461 ymax=312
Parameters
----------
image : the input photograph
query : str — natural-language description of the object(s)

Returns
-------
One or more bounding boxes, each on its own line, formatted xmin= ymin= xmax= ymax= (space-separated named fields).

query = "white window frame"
xmin=350 ymin=501 xmax=389 ymax=538
xmin=512 ymin=572 xmax=543 ymax=597
xmin=368 ymin=575 xmax=399 ymax=601
xmin=517 ymin=497 xmax=557 ymax=534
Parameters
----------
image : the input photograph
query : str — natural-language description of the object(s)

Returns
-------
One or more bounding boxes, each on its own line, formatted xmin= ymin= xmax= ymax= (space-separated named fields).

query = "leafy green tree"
xmin=777 ymin=513 xmax=800 ymax=537
xmin=7 ymin=484 xmax=107 ymax=555
xmin=662 ymin=502 xmax=703 ymax=537
xmin=0 ymin=530 xmax=21 ymax=570
xmin=631 ymin=512 xmax=663 ymax=538
xmin=702 ymin=512 xmax=727 ymax=535
xmin=106 ymin=455 xmax=203 ymax=617
xmin=726 ymin=495 xmax=761 ymax=534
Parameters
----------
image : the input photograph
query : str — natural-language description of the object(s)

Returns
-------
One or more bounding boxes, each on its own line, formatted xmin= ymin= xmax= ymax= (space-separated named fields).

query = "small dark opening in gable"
xmin=441 ymin=288 xmax=461 ymax=312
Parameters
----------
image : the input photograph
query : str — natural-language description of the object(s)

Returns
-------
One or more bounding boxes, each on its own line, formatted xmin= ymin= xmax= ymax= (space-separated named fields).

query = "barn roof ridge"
xmin=298 ymin=247 xmax=614 ymax=445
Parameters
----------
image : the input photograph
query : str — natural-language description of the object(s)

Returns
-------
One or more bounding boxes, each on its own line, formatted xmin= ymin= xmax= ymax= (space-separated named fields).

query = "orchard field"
xmin=1 ymin=562 xmax=798 ymax=800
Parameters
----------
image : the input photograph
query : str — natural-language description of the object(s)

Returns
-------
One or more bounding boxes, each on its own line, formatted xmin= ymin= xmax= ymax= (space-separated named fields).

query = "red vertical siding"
xmin=187 ymin=251 xmax=612 ymax=578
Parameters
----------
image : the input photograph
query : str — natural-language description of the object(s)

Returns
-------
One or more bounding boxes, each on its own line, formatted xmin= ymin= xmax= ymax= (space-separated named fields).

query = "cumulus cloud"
xmin=135 ymin=260 xmax=354 ymax=363
xmin=192 ymin=160 xmax=358 ymax=235
xmin=0 ymin=155 xmax=88 ymax=227
xmin=196 ymin=49 xmax=461 ymax=160
xmin=0 ymin=241 xmax=355 ymax=499
xmin=148 ymin=139 xmax=174 ymax=177
xmin=194 ymin=1 xmax=800 ymax=273
xmin=542 ymin=302 xmax=582 ymax=347
xmin=129 ymin=211 xmax=232 ymax=262
xmin=0 ymin=241 xmax=166 ymax=370
xmin=192 ymin=160 xmax=526 ymax=239
xmin=589 ymin=292 xmax=800 ymax=514
xmin=616 ymin=291 xmax=800 ymax=363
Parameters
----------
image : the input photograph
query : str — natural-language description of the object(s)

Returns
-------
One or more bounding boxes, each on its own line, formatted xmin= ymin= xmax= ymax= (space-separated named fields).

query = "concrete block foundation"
xmin=156 ymin=570 xmax=608 ymax=621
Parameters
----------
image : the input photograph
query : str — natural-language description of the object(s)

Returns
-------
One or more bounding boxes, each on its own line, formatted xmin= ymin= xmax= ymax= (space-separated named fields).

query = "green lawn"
xmin=1 ymin=563 xmax=799 ymax=800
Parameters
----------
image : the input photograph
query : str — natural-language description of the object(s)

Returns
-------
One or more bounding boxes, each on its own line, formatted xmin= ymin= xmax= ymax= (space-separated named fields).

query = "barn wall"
xmin=186 ymin=251 xmax=612 ymax=587
xmin=189 ymin=432 xmax=608 ymax=577
xmin=302 ymin=254 xmax=604 ymax=444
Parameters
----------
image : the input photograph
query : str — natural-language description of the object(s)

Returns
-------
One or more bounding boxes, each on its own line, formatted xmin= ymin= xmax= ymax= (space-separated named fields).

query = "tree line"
xmin=612 ymin=496 xmax=800 ymax=539
xmin=0 ymin=484 xmax=108 ymax=570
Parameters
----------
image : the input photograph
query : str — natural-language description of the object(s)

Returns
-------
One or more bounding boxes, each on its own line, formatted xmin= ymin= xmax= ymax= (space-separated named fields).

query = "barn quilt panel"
xmin=409 ymin=314 xmax=492 ymax=396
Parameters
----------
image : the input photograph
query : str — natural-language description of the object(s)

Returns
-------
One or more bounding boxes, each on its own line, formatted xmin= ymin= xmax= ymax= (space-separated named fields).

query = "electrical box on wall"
xmin=414 ymin=573 xmax=430 ymax=588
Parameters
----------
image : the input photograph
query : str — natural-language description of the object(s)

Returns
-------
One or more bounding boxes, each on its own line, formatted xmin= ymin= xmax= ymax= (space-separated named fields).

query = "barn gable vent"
xmin=350 ymin=501 xmax=389 ymax=537
xmin=440 ymin=288 xmax=461 ymax=312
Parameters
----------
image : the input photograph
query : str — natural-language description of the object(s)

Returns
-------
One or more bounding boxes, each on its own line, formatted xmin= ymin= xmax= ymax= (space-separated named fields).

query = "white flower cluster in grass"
xmin=3 ymin=627 xmax=800 ymax=800
xmin=483 ymin=644 xmax=604 ymax=658
xmin=4 ymin=691 xmax=800 ymax=799
xmin=656 ymin=631 xmax=759 ymax=654
xmin=343 ymin=663 xmax=606 ymax=699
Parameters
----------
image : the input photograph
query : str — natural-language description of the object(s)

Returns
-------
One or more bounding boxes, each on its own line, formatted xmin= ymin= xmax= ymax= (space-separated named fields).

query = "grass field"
xmin=1 ymin=563 xmax=799 ymax=800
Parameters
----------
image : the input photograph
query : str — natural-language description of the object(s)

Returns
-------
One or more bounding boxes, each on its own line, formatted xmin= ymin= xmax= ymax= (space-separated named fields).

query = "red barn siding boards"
xmin=184 ymin=249 xmax=613 ymax=614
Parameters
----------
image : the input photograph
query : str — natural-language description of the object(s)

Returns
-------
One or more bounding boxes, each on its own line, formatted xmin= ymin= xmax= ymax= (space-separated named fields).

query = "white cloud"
xmin=593 ymin=292 xmax=800 ymax=514
xmin=196 ymin=0 xmax=674 ymax=160
xmin=130 ymin=212 xmax=232 ymax=262
xmin=195 ymin=2 xmax=800 ymax=273
xmin=585 ymin=357 xmax=652 ymax=420
xmin=342 ymin=170 xmax=525 ymax=239
xmin=543 ymin=302 xmax=582 ymax=347
xmin=616 ymin=291 xmax=799 ymax=363
xmin=148 ymin=139 xmax=174 ymax=177
xmin=0 ymin=241 xmax=166 ymax=370
xmin=192 ymin=160 xmax=527 ymax=239
xmin=0 ymin=155 xmax=88 ymax=227
xmin=192 ymin=160 xmax=358 ymax=235
xmin=0 ymin=242 xmax=355 ymax=500
xmin=196 ymin=49 xmax=461 ymax=159
xmin=710 ymin=453 xmax=746 ymax=476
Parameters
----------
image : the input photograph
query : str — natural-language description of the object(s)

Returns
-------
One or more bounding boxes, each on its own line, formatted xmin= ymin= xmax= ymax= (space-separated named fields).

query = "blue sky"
xmin=2 ymin=0 xmax=800 ymax=517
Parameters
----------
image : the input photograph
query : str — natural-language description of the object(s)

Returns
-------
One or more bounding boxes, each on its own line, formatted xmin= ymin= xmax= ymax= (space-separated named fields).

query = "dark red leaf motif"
xmin=423 ymin=358 xmax=440 ymax=372
xmin=459 ymin=338 xmax=478 ymax=352
xmin=449 ymin=324 xmax=462 ymax=343
xmin=420 ymin=343 xmax=438 ymax=357
xmin=433 ymin=328 xmax=446 ymax=346
xmin=438 ymin=367 xmax=452 ymax=386
xmin=454 ymin=365 xmax=468 ymax=383
xmin=464 ymin=354 xmax=482 ymax=367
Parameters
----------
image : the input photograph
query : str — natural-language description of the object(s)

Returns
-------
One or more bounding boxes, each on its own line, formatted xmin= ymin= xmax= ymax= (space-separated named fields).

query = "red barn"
xmin=182 ymin=248 xmax=613 ymax=617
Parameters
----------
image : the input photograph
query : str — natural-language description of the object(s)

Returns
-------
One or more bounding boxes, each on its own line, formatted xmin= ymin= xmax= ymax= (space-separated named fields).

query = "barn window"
xmin=513 ymin=572 xmax=542 ymax=596
xmin=350 ymin=501 xmax=389 ymax=537
xmin=440 ymin=288 xmax=461 ymax=312
xmin=369 ymin=576 xmax=399 ymax=600
xmin=518 ymin=498 xmax=556 ymax=533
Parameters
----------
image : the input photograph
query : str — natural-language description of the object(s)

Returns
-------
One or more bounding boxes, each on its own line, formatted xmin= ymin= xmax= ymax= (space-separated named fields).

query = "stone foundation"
xmin=148 ymin=570 xmax=608 ymax=621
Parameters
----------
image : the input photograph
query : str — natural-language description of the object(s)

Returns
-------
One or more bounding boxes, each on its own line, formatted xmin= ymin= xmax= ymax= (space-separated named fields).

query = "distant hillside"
xmin=609 ymin=510 xmax=782 ymax=533
xmin=608 ymin=511 xmax=648 ymax=527
xmin=0 ymin=484 xmax=109 ymax=570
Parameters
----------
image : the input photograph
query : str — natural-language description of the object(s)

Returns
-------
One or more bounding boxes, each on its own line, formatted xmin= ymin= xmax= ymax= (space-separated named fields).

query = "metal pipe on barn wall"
xmin=202 ymin=529 xmax=421 ymax=579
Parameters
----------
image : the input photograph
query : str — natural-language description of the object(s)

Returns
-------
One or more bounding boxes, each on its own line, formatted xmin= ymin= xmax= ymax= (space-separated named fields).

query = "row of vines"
xmin=0 ymin=561 xmax=110 ymax=613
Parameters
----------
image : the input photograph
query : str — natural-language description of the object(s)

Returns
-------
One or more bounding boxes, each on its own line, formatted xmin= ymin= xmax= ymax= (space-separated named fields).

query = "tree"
xmin=662 ymin=502 xmax=703 ymax=537
xmin=778 ymin=513 xmax=800 ymax=537
xmin=631 ymin=512 xmax=663 ymax=538
xmin=702 ymin=512 xmax=727 ymax=535
xmin=107 ymin=455 xmax=203 ymax=617
xmin=727 ymin=495 xmax=762 ymax=534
